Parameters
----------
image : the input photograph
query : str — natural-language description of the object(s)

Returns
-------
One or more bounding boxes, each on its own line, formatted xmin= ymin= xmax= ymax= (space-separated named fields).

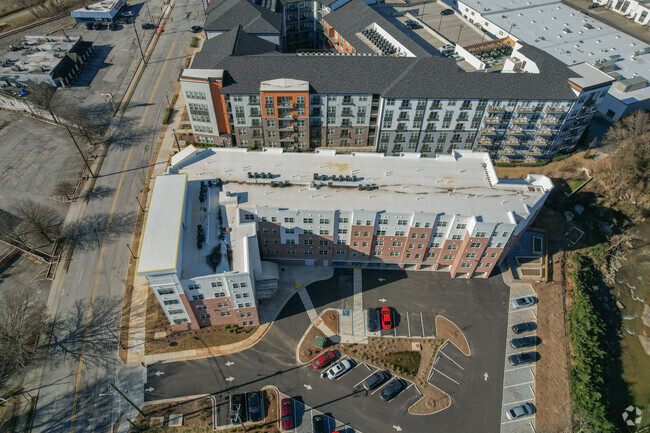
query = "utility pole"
xmin=172 ymin=128 xmax=181 ymax=151
xmin=65 ymin=125 xmax=94 ymax=178
xmin=131 ymin=21 xmax=147 ymax=66
xmin=143 ymin=0 xmax=154 ymax=24
xmin=106 ymin=325 xmax=127 ymax=351
xmin=109 ymin=383 xmax=145 ymax=417
xmin=126 ymin=243 xmax=138 ymax=260
xmin=136 ymin=193 xmax=146 ymax=213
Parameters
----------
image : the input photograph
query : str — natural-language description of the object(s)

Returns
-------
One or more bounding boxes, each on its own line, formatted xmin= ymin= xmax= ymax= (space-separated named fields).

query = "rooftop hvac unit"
xmin=613 ymin=76 xmax=647 ymax=93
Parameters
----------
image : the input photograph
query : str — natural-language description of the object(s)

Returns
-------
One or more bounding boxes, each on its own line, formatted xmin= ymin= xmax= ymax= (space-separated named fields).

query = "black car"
xmin=404 ymin=19 xmax=422 ymax=29
xmin=141 ymin=23 xmax=156 ymax=30
xmin=380 ymin=379 xmax=406 ymax=401
xmin=440 ymin=8 xmax=454 ymax=15
xmin=85 ymin=22 xmax=95 ymax=30
xmin=108 ymin=22 xmax=118 ymax=30
xmin=367 ymin=308 xmax=378 ymax=332
xmin=363 ymin=370 xmax=389 ymax=390
xmin=191 ymin=25 xmax=202 ymax=33
xmin=312 ymin=414 xmax=325 ymax=433
xmin=510 ymin=336 xmax=538 ymax=349
xmin=508 ymin=352 xmax=537 ymax=366
xmin=94 ymin=22 xmax=106 ymax=30
xmin=511 ymin=322 xmax=536 ymax=334
xmin=115 ymin=17 xmax=130 ymax=24
xmin=247 ymin=391 xmax=262 ymax=422
xmin=230 ymin=393 xmax=246 ymax=424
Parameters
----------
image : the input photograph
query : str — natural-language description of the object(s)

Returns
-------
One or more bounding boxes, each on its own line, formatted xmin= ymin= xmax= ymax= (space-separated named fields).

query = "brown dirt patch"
xmin=435 ymin=316 xmax=470 ymax=355
xmin=297 ymin=325 xmax=329 ymax=364
xmin=494 ymin=150 xmax=598 ymax=180
xmin=321 ymin=310 xmax=338 ymax=334
xmin=144 ymin=290 xmax=258 ymax=355
xmin=135 ymin=396 xmax=213 ymax=431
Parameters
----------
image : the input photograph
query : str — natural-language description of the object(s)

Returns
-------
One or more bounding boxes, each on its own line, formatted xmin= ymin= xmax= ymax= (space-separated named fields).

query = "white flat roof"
xmin=459 ymin=0 xmax=649 ymax=104
xmin=137 ymin=174 xmax=187 ymax=274
xmin=177 ymin=148 xmax=552 ymax=223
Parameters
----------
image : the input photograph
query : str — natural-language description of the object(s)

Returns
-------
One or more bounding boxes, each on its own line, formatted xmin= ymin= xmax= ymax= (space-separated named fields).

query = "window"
xmin=470 ymin=242 xmax=481 ymax=248
xmin=319 ymin=230 xmax=329 ymax=235
xmin=465 ymin=253 xmax=476 ymax=258
xmin=303 ymin=218 xmax=313 ymax=224
xmin=362 ymin=242 xmax=368 ymax=247
xmin=304 ymin=250 xmax=313 ymax=256
xmin=411 ymin=233 xmax=417 ymax=238
xmin=397 ymin=219 xmax=408 ymax=226
xmin=169 ymin=309 xmax=184 ymax=315
xmin=186 ymin=91 xmax=206 ymax=100
xmin=395 ymin=231 xmax=405 ymax=236
xmin=320 ymin=218 xmax=330 ymax=224
xmin=363 ymin=231 xmax=370 ymax=237
xmin=304 ymin=239 xmax=313 ymax=245
xmin=196 ymin=305 xmax=207 ymax=310
xmin=461 ymin=263 xmax=472 ymax=268
xmin=338 ymin=229 xmax=347 ymax=234
xmin=285 ymin=228 xmax=295 ymax=234
xmin=491 ymin=253 xmax=498 ymax=258
xmin=221 ymin=312 xmax=232 ymax=317
xmin=390 ymin=251 xmax=399 ymax=257
xmin=158 ymin=289 xmax=174 ymax=295
xmin=421 ymin=234 xmax=427 ymax=239
xmin=476 ymin=232 xmax=486 ymax=237
xmin=319 ymin=250 xmax=328 ymax=256
xmin=452 ymin=234 xmax=462 ymax=240
xmin=200 ymin=314 xmax=211 ymax=319
xmin=456 ymin=223 xmax=467 ymax=229
xmin=502 ymin=232 xmax=509 ymax=237
xmin=340 ymin=218 xmax=349 ymax=223
xmin=187 ymin=284 xmax=200 ymax=290
xmin=232 ymin=283 xmax=239 ymax=289
xmin=214 ymin=292 xmax=226 ymax=298
xmin=443 ymin=254 xmax=453 ymax=260
xmin=336 ymin=249 xmax=345 ymax=255
xmin=191 ymin=295 xmax=204 ymax=300
xmin=163 ymin=300 xmax=179 ymax=306
xmin=406 ymin=254 xmax=411 ymax=259
xmin=437 ymin=221 xmax=447 ymax=227
xmin=319 ymin=240 xmax=329 ymax=246
xmin=235 ymin=293 xmax=242 ymax=299
xmin=373 ymin=251 xmax=382 ymax=256
xmin=375 ymin=240 xmax=384 ymax=246
xmin=242 ymin=292 xmax=249 ymax=298
xmin=392 ymin=241 xmax=403 ymax=247
xmin=447 ymin=245 xmax=458 ymax=250
xmin=485 ymin=262 xmax=492 ymax=268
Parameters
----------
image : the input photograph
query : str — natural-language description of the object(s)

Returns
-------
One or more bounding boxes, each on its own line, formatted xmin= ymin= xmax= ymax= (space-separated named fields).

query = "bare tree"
xmin=28 ymin=82 xmax=58 ymax=121
xmin=12 ymin=199 xmax=63 ymax=246
xmin=0 ymin=209 xmax=29 ymax=247
xmin=53 ymin=180 xmax=77 ymax=201
xmin=0 ymin=286 xmax=48 ymax=380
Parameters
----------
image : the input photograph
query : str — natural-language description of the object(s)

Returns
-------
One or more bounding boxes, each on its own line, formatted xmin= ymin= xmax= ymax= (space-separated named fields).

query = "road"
xmin=29 ymin=1 xmax=205 ymax=432
xmin=146 ymin=269 xmax=510 ymax=433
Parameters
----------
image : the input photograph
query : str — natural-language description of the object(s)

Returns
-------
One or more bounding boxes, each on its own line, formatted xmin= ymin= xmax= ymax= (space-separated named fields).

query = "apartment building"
xmin=448 ymin=0 xmax=649 ymax=121
xmin=136 ymin=173 xmax=278 ymax=331
xmin=183 ymin=0 xmax=613 ymax=161
xmin=170 ymin=147 xmax=554 ymax=280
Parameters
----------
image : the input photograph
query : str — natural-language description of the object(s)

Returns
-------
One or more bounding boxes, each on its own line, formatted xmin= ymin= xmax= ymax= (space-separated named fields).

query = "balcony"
xmin=500 ymin=147 xmax=516 ymax=156
xmin=480 ymin=128 xmax=497 ymax=135
xmin=504 ymin=137 xmax=520 ymax=146
xmin=342 ymin=99 xmax=354 ymax=105
xmin=516 ymin=106 xmax=536 ymax=114
xmin=531 ymin=138 xmax=549 ymax=147
xmin=487 ymin=106 xmax=505 ymax=113
xmin=537 ymin=128 xmax=555 ymax=136
xmin=277 ymin=102 xmax=294 ymax=109
xmin=545 ymin=106 xmax=565 ymax=114
xmin=540 ymin=117 xmax=559 ymax=125
xmin=477 ymin=137 xmax=493 ymax=146
xmin=279 ymin=135 xmax=296 ymax=142
xmin=399 ymin=104 xmax=411 ymax=110
xmin=278 ymin=112 xmax=295 ymax=119
xmin=512 ymin=117 xmax=529 ymax=125
xmin=341 ymin=111 xmax=354 ymax=117
xmin=430 ymin=104 xmax=442 ymax=110
xmin=571 ymin=123 xmax=586 ymax=131
xmin=584 ymin=99 xmax=596 ymax=107
xmin=249 ymin=111 xmax=261 ymax=117
xmin=484 ymin=117 xmax=500 ymax=125
xmin=527 ymin=147 xmax=544 ymax=156
xmin=279 ymin=125 xmax=296 ymax=131
xmin=509 ymin=128 xmax=525 ymax=135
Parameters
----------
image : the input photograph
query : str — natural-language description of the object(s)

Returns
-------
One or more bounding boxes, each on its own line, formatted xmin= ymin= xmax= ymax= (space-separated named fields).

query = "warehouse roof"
xmin=137 ymin=174 xmax=187 ymax=274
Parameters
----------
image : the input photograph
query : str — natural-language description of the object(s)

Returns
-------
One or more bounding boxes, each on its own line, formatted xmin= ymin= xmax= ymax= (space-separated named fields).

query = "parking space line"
xmin=432 ymin=368 xmax=460 ymax=386
xmin=371 ymin=380 xmax=392 ymax=396
xmin=439 ymin=349 xmax=464 ymax=370
xmin=509 ymin=306 xmax=536 ymax=313
xmin=504 ymin=365 xmax=535 ymax=372
xmin=363 ymin=363 xmax=372 ymax=372
xmin=420 ymin=312 xmax=425 ymax=337
xmin=501 ymin=416 xmax=534 ymax=425
xmin=502 ymin=398 xmax=533 ymax=407
xmin=503 ymin=380 xmax=534 ymax=389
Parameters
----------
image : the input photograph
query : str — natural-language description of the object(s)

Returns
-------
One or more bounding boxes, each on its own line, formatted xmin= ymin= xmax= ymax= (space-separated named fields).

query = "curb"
xmin=294 ymin=307 xmax=339 ymax=365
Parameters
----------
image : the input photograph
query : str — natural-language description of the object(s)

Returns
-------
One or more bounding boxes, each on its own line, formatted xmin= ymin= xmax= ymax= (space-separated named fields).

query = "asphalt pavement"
xmin=28 ymin=1 xmax=206 ymax=432
xmin=146 ymin=269 xmax=510 ymax=433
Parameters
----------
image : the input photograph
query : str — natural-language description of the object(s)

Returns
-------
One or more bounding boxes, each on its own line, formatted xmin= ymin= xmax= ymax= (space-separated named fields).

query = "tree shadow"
xmin=47 ymin=296 xmax=123 ymax=371
xmin=88 ymin=185 xmax=116 ymax=201
xmin=63 ymin=211 xmax=136 ymax=251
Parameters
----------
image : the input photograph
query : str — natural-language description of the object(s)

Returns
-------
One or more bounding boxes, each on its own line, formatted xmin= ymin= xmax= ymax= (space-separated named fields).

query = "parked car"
xmin=510 ymin=336 xmax=538 ymax=349
xmin=94 ymin=22 xmax=106 ymax=30
xmin=588 ymin=2 xmax=600 ymax=8
xmin=511 ymin=296 xmax=537 ymax=309
xmin=280 ymin=398 xmax=294 ymax=430
xmin=230 ymin=393 xmax=246 ymax=424
xmin=191 ymin=25 xmax=202 ymax=33
xmin=380 ymin=307 xmax=392 ymax=329
xmin=363 ymin=370 xmax=389 ymax=391
xmin=312 ymin=414 xmax=325 ymax=433
xmin=122 ymin=10 xmax=134 ymax=17
xmin=441 ymin=43 xmax=455 ymax=51
xmin=325 ymin=359 xmax=353 ymax=379
xmin=440 ymin=8 xmax=455 ymax=15
xmin=404 ymin=19 xmax=422 ymax=29
xmin=247 ymin=391 xmax=262 ymax=422
xmin=367 ymin=308 xmax=378 ymax=332
xmin=108 ymin=22 xmax=118 ymax=30
xmin=452 ymin=54 xmax=464 ymax=61
xmin=506 ymin=402 xmax=536 ymax=420
xmin=115 ymin=17 xmax=130 ymax=24
xmin=312 ymin=350 xmax=336 ymax=369
xmin=85 ymin=22 xmax=95 ymax=30
xmin=508 ymin=352 xmax=537 ymax=366
xmin=381 ymin=378 xmax=406 ymax=401
xmin=511 ymin=322 xmax=536 ymax=334
xmin=141 ymin=22 xmax=156 ymax=30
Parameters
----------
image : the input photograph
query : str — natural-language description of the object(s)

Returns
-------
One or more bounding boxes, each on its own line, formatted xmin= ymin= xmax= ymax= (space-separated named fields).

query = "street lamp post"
xmin=456 ymin=24 xmax=464 ymax=44
xmin=438 ymin=14 xmax=444 ymax=31
xmin=136 ymin=192 xmax=146 ymax=213
xmin=109 ymin=383 xmax=145 ymax=417
xmin=172 ymin=128 xmax=181 ymax=151
xmin=106 ymin=325 xmax=127 ymax=351
xmin=126 ymin=243 xmax=138 ymax=260
xmin=65 ymin=125 xmax=94 ymax=178
xmin=131 ymin=21 xmax=147 ymax=66
xmin=143 ymin=0 xmax=154 ymax=24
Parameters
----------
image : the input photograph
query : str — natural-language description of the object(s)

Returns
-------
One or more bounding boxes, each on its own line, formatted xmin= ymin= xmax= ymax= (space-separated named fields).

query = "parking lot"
xmin=500 ymin=285 xmax=538 ymax=433
xmin=429 ymin=342 xmax=469 ymax=397
xmin=374 ymin=308 xmax=437 ymax=339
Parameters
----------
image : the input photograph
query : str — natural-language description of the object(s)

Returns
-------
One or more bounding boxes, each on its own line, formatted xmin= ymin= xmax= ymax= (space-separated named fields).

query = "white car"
xmin=441 ymin=44 xmax=455 ymax=51
xmin=325 ymin=359 xmax=353 ymax=379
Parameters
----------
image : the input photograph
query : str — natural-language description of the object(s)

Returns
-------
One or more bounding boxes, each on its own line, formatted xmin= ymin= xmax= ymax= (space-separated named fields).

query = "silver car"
xmin=511 ymin=296 xmax=537 ymax=309
xmin=506 ymin=402 xmax=536 ymax=420
xmin=325 ymin=359 xmax=353 ymax=379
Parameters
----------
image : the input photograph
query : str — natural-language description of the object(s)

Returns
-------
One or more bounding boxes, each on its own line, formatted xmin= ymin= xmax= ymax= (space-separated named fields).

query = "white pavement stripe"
xmin=439 ymin=349 xmax=465 ymax=370
xmin=501 ymin=416 xmax=534 ymax=425
xmin=297 ymin=287 xmax=318 ymax=323
xmin=504 ymin=365 xmax=536 ymax=372
xmin=406 ymin=312 xmax=411 ymax=338
xmin=432 ymin=368 xmax=460 ymax=386
xmin=420 ymin=312 xmax=425 ymax=337
xmin=504 ymin=380 xmax=534 ymax=389
xmin=502 ymin=398 xmax=534 ymax=407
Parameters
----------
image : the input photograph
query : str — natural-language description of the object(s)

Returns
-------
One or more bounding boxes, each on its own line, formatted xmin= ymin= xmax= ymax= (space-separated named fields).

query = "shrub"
xmin=190 ymin=37 xmax=198 ymax=48
xmin=162 ymin=107 xmax=172 ymax=125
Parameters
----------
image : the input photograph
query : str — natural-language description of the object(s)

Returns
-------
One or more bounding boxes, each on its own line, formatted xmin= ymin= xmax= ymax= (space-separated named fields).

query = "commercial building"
xmin=447 ymin=0 xmax=650 ymax=121
xmin=0 ymin=36 xmax=94 ymax=87
xmin=71 ymin=0 xmax=127 ymax=23
xmin=182 ymin=0 xmax=613 ymax=162
xmin=137 ymin=171 xmax=279 ymax=330
xmin=602 ymin=0 xmax=650 ymax=26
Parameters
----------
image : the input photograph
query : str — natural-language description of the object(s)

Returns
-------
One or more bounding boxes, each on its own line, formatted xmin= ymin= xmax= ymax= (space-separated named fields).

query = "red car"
xmin=280 ymin=398 xmax=294 ymax=430
xmin=311 ymin=350 xmax=335 ymax=369
xmin=381 ymin=307 xmax=392 ymax=329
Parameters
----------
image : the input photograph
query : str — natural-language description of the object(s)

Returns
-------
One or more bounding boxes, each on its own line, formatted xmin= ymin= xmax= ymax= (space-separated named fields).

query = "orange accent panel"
xmin=260 ymin=91 xmax=310 ymax=118
xmin=209 ymin=80 xmax=230 ymax=134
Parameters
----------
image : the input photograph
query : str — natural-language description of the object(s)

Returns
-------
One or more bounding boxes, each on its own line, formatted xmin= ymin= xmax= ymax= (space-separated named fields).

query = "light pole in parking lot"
xmin=143 ymin=0 xmax=154 ymax=25
xmin=131 ymin=21 xmax=147 ymax=66
xmin=456 ymin=24 xmax=464 ymax=44
xmin=438 ymin=13 xmax=444 ymax=30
